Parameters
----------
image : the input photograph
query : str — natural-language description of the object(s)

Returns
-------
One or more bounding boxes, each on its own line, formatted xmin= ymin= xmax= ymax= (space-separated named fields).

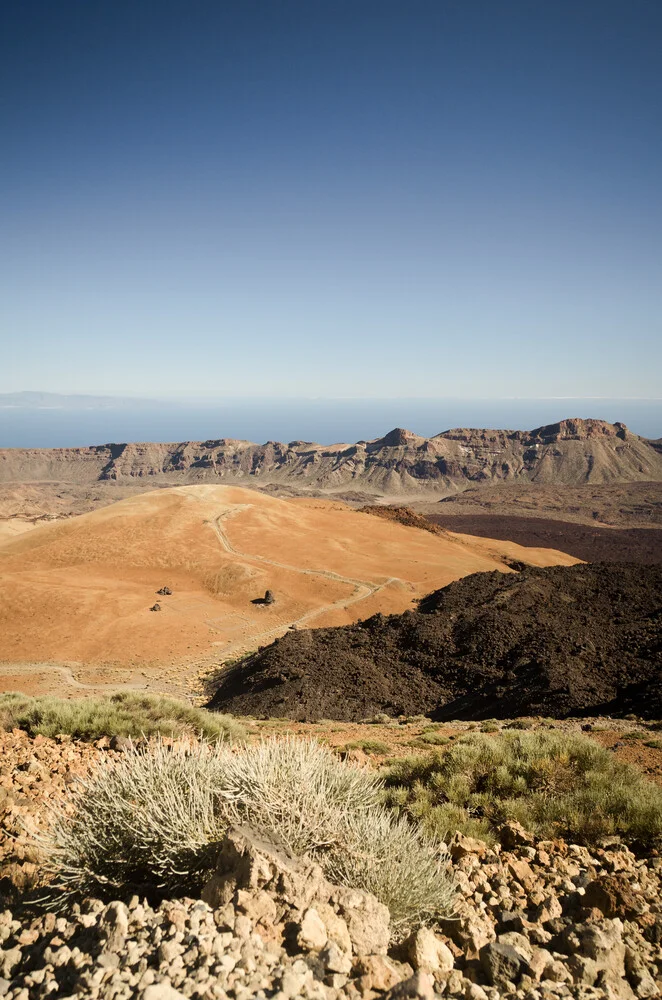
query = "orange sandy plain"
xmin=0 ymin=485 xmax=579 ymax=697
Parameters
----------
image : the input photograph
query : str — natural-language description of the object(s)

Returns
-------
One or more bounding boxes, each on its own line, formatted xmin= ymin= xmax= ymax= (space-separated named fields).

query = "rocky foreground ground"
xmin=2 ymin=731 xmax=662 ymax=1000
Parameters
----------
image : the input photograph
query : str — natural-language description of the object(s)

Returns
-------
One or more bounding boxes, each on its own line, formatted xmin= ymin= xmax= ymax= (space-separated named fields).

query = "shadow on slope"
xmin=205 ymin=564 xmax=662 ymax=722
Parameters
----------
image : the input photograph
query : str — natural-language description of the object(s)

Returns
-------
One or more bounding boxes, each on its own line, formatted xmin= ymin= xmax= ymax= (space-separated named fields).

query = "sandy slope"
xmin=0 ymin=485 xmax=578 ymax=695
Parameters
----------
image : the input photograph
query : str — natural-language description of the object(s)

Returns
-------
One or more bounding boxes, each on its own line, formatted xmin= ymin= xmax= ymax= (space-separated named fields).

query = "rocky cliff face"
xmin=1 ymin=419 xmax=661 ymax=495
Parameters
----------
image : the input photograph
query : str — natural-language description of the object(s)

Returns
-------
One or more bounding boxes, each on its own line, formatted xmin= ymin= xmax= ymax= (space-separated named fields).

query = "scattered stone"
xmin=583 ymin=874 xmax=646 ymax=918
xmin=150 ymin=603 xmax=161 ymax=611
xmin=480 ymin=940 xmax=522 ymax=988
xmin=450 ymin=832 xmax=489 ymax=860
xmin=157 ymin=586 xmax=173 ymax=595
xmin=4 ymin=733 xmax=662 ymax=1000
xmin=498 ymin=821 xmax=535 ymax=850
xmin=354 ymin=954 xmax=406 ymax=992
xmin=297 ymin=907 xmax=328 ymax=951
xmin=143 ymin=985 xmax=187 ymax=1000
xmin=382 ymin=971 xmax=435 ymax=999
xmin=404 ymin=926 xmax=454 ymax=974
xmin=108 ymin=735 xmax=133 ymax=753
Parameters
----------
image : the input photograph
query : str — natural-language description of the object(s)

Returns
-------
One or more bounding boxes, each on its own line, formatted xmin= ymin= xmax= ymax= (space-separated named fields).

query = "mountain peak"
xmin=372 ymin=427 xmax=420 ymax=447
xmin=530 ymin=418 xmax=630 ymax=442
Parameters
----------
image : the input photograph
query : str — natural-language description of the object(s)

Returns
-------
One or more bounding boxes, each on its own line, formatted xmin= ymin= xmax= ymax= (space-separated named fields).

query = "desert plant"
xmin=0 ymin=691 xmax=245 ymax=742
xmin=409 ymin=733 xmax=450 ymax=747
xmin=361 ymin=713 xmax=396 ymax=725
xmin=383 ymin=731 xmax=662 ymax=848
xmin=38 ymin=738 xmax=455 ymax=930
xmin=326 ymin=807 xmax=455 ymax=930
xmin=339 ymin=739 xmax=390 ymax=756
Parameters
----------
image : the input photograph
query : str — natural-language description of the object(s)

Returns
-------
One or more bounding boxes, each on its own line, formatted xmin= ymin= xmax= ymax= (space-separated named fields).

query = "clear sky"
xmin=2 ymin=0 xmax=661 ymax=400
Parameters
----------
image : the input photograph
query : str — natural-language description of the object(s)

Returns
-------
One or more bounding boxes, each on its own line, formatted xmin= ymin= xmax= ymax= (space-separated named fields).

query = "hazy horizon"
xmin=1 ymin=392 xmax=660 ymax=448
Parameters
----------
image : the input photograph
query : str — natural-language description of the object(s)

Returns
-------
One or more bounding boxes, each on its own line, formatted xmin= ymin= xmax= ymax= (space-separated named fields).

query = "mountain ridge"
xmin=1 ymin=418 xmax=661 ymax=496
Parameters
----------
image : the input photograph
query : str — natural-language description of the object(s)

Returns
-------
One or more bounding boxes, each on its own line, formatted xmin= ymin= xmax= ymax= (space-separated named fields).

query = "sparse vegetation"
xmin=409 ymin=732 xmax=450 ymax=747
xmin=340 ymin=739 xmax=390 ymax=756
xmin=0 ymin=691 xmax=246 ymax=742
xmin=361 ymin=713 xmax=396 ymax=725
xmin=39 ymin=738 xmax=455 ymax=930
xmin=383 ymin=731 xmax=662 ymax=847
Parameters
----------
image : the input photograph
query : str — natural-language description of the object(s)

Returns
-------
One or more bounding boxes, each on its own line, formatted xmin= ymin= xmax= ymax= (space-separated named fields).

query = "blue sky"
xmin=2 ymin=0 xmax=661 ymax=400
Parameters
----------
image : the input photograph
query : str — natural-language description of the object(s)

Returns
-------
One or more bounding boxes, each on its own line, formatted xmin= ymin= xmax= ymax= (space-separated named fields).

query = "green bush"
xmin=39 ymin=738 xmax=455 ymax=931
xmin=409 ymin=733 xmax=450 ymax=747
xmin=383 ymin=731 xmax=662 ymax=848
xmin=0 ymin=691 xmax=246 ymax=742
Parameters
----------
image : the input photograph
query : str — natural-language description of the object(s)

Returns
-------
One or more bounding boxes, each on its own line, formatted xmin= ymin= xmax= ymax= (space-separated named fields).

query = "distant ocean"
xmin=0 ymin=398 xmax=660 ymax=449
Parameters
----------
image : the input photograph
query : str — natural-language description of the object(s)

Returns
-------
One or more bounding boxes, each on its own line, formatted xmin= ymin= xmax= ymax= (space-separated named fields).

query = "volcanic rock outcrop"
xmin=207 ymin=563 xmax=662 ymax=722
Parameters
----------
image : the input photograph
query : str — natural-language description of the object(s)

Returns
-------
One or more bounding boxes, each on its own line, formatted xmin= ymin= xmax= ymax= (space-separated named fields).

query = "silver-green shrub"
xmin=38 ymin=738 xmax=455 ymax=930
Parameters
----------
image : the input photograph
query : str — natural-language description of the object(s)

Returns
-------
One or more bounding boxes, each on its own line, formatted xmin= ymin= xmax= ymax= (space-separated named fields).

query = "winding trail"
xmin=204 ymin=504 xmax=406 ymax=659
xmin=0 ymin=496 xmax=410 ymax=697
xmin=0 ymin=661 xmax=146 ymax=693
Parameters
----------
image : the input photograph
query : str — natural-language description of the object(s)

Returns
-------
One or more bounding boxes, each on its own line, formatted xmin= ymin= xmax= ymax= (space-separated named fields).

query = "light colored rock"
xmin=315 ymin=902 xmax=352 ymax=955
xmin=279 ymin=967 xmax=309 ymax=998
xmin=320 ymin=941 xmax=352 ymax=975
xmin=527 ymin=948 xmax=554 ymax=982
xmin=464 ymin=985 xmax=489 ymax=1000
xmin=405 ymin=927 xmax=454 ymax=974
xmin=333 ymin=886 xmax=390 ymax=956
xmin=142 ymin=985 xmax=188 ymax=1000
xmin=297 ymin=908 xmax=328 ymax=951
xmin=577 ymin=919 xmax=626 ymax=979
xmin=531 ymin=893 xmax=563 ymax=924
xmin=355 ymin=954 xmax=407 ymax=992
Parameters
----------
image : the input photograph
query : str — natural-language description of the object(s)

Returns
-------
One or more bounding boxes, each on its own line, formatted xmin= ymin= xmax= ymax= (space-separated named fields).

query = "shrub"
xmin=340 ymin=739 xmax=390 ymax=756
xmin=409 ymin=733 xmax=449 ymax=747
xmin=326 ymin=807 xmax=455 ymax=929
xmin=361 ymin=713 xmax=396 ymax=725
xmin=383 ymin=731 xmax=662 ymax=848
xmin=38 ymin=739 xmax=455 ymax=931
xmin=0 ymin=691 xmax=246 ymax=743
